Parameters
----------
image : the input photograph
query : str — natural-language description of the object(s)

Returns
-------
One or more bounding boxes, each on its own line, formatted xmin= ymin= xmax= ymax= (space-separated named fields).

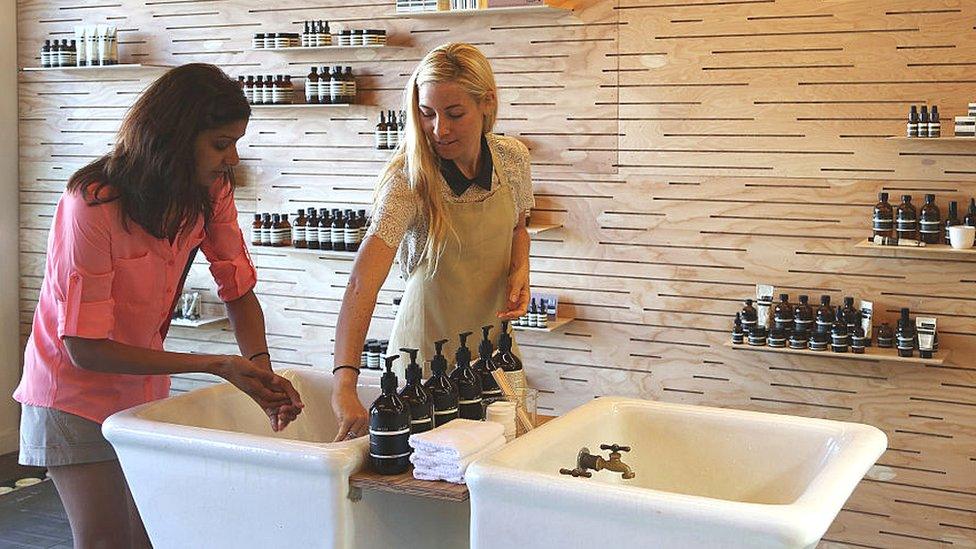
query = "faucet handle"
xmin=600 ymin=444 xmax=631 ymax=453
xmin=559 ymin=468 xmax=593 ymax=478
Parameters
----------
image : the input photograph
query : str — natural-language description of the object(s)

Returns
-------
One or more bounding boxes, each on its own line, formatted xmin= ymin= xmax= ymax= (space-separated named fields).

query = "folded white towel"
xmin=412 ymin=467 xmax=464 ymax=484
xmin=408 ymin=419 xmax=505 ymax=460
xmin=410 ymin=436 xmax=505 ymax=473
xmin=411 ymin=439 xmax=505 ymax=484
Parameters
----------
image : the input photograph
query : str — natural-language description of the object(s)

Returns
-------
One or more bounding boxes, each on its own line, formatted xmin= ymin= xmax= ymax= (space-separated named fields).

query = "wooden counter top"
xmin=349 ymin=415 xmax=555 ymax=502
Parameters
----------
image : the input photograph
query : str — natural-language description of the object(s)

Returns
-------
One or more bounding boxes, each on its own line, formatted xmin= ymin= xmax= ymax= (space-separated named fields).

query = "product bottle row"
xmin=238 ymin=66 xmax=358 ymax=106
xmin=870 ymin=192 xmax=976 ymax=248
xmin=368 ymin=323 xmax=526 ymax=474
xmin=250 ymin=208 xmax=369 ymax=252
xmin=733 ymin=291 xmax=938 ymax=359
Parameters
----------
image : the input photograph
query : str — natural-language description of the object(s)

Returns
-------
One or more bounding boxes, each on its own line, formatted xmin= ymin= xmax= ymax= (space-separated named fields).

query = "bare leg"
xmin=48 ymin=460 xmax=133 ymax=549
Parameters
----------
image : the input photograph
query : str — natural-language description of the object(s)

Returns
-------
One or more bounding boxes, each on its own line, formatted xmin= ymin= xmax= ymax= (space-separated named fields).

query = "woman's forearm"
xmin=510 ymin=220 xmax=530 ymax=274
xmin=224 ymin=289 xmax=270 ymax=359
xmin=63 ymin=337 xmax=228 ymax=377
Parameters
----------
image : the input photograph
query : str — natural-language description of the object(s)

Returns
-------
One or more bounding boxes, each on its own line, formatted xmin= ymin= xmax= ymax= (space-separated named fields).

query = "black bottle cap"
xmin=497 ymin=321 xmax=513 ymax=353
xmin=799 ymin=294 xmax=809 ymax=304
xmin=878 ymin=192 xmax=888 ymax=202
xmin=844 ymin=296 xmax=854 ymax=307
xmin=478 ymin=325 xmax=494 ymax=359
xmin=381 ymin=355 xmax=399 ymax=393
xmin=820 ymin=295 xmax=830 ymax=305
xmin=779 ymin=293 xmax=789 ymax=302
xmin=456 ymin=331 xmax=473 ymax=367
xmin=401 ymin=347 xmax=421 ymax=382
xmin=902 ymin=194 xmax=912 ymax=203
xmin=431 ymin=339 xmax=449 ymax=374
xmin=925 ymin=193 xmax=935 ymax=202
xmin=900 ymin=307 xmax=910 ymax=319
xmin=745 ymin=298 xmax=753 ymax=306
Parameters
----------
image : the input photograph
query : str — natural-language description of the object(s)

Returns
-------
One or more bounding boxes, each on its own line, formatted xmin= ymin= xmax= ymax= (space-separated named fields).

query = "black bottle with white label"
xmin=473 ymin=325 xmax=503 ymax=406
xmin=449 ymin=331 xmax=483 ymax=420
xmin=369 ymin=355 xmax=411 ymax=475
xmin=424 ymin=339 xmax=459 ymax=427
xmin=397 ymin=348 xmax=434 ymax=434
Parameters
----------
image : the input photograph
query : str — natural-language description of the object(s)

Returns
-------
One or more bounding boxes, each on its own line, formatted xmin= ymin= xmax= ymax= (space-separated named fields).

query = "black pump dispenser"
xmin=397 ymin=348 xmax=434 ymax=434
xmin=424 ymin=339 xmax=459 ymax=427
xmin=369 ymin=355 xmax=411 ymax=475
xmin=496 ymin=320 xmax=522 ymax=373
xmin=449 ymin=331 xmax=483 ymax=420
xmin=474 ymin=325 xmax=503 ymax=405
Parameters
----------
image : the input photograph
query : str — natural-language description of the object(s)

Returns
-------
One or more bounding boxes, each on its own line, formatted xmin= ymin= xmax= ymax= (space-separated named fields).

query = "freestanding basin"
xmin=103 ymin=367 xmax=469 ymax=549
xmin=466 ymin=397 xmax=887 ymax=549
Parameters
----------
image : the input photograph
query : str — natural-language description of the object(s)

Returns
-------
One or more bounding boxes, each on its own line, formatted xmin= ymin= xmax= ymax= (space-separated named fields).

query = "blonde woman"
xmin=329 ymin=43 xmax=534 ymax=440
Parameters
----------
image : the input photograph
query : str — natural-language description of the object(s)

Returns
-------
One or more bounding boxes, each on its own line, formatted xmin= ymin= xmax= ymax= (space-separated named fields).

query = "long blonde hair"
xmin=375 ymin=43 xmax=498 ymax=276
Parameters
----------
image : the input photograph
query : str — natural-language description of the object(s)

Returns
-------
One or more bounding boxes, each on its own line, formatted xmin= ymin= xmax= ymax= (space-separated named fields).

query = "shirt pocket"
xmin=111 ymin=253 xmax=165 ymax=309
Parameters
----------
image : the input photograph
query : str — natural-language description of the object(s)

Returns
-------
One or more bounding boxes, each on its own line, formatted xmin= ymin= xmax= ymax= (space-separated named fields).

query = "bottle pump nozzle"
xmin=381 ymin=355 xmax=400 ymax=393
xmin=479 ymin=325 xmax=494 ymax=359
xmin=401 ymin=347 xmax=421 ymax=382
xmin=456 ymin=331 xmax=473 ymax=366
xmin=498 ymin=320 xmax=513 ymax=352
xmin=431 ymin=339 xmax=448 ymax=374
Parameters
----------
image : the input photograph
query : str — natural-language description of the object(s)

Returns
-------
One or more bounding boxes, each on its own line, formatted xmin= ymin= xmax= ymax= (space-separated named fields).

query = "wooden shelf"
xmin=251 ymin=245 xmax=358 ymax=260
xmin=349 ymin=415 xmax=554 ymax=502
xmin=397 ymin=5 xmax=571 ymax=17
xmin=251 ymin=103 xmax=352 ymax=109
xmin=513 ymin=316 xmax=573 ymax=333
xmin=250 ymin=45 xmax=395 ymax=52
xmin=854 ymin=238 xmax=976 ymax=256
xmin=170 ymin=316 xmax=228 ymax=328
xmin=21 ymin=63 xmax=166 ymax=72
xmin=886 ymin=136 xmax=976 ymax=141
xmin=526 ymin=223 xmax=561 ymax=235
xmin=724 ymin=341 xmax=948 ymax=366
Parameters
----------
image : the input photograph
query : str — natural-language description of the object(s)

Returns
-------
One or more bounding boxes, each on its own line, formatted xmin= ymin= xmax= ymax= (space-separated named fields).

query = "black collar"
xmin=440 ymin=135 xmax=493 ymax=196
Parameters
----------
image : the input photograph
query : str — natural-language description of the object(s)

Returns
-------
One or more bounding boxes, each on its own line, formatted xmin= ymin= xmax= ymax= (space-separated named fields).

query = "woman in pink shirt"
xmin=13 ymin=63 xmax=303 ymax=548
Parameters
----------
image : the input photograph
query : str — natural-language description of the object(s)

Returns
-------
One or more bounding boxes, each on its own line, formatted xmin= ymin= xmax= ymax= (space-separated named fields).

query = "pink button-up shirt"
xmin=13 ymin=177 xmax=257 ymax=424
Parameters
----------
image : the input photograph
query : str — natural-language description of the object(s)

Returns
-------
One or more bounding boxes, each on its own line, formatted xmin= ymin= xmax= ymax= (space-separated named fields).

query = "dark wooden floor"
xmin=0 ymin=452 xmax=71 ymax=549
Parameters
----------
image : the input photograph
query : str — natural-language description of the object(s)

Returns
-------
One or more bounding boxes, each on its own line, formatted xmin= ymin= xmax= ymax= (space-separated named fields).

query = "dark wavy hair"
xmin=67 ymin=63 xmax=250 ymax=240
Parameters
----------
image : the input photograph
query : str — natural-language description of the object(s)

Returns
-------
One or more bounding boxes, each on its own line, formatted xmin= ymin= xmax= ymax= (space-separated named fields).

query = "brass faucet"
xmin=559 ymin=444 xmax=635 ymax=480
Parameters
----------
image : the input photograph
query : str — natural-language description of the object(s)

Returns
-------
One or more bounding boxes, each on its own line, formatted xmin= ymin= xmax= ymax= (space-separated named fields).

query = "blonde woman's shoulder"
xmin=487 ymin=133 xmax=530 ymax=162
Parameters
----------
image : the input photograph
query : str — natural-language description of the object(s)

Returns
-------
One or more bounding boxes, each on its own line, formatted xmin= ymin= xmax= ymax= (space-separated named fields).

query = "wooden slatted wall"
xmin=17 ymin=1 xmax=976 ymax=546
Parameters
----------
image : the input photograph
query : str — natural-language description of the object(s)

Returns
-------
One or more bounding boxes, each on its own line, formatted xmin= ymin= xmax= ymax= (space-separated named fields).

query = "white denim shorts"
xmin=19 ymin=405 xmax=118 ymax=467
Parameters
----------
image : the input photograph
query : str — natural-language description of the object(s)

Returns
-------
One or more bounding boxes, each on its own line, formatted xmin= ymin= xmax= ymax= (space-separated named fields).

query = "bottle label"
xmin=270 ymin=228 xmax=283 ymax=245
xmin=293 ymin=225 xmax=304 ymax=242
xmin=331 ymin=80 xmax=343 ymax=101
xmin=319 ymin=226 xmax=331 ymax=243
xmin=344 ymin=227 xmax=357 ymax=245
xmin=306 ymin=82 xmax=315 ymax=102
xmin=331 ymin=226 xmax=343 ymax=244
xmin=317 ymin=81 xmax=328 ymax=101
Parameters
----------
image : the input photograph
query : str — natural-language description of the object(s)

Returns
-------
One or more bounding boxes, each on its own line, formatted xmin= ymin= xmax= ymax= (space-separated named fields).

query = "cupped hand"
xmin=497 ymin=265 xmax=530 ymax=320
xmin=331 ymin=386 xmax=368 ymax=442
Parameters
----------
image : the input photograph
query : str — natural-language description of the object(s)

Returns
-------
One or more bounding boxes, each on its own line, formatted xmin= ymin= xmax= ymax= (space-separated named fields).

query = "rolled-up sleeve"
xmin=53 ymin=193 xmax=115 ymax=340
xmin=201 ymin=183 xmax=257 ymax=302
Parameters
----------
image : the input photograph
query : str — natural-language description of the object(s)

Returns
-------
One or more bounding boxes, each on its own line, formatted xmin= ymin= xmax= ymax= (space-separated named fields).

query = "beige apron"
xmin=387 ymin=167 xmax=520 ymax=380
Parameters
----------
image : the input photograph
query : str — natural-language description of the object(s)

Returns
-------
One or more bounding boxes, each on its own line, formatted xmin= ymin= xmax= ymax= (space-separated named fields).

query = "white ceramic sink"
xmin=466 ymin=397 xmax=886 ymax=549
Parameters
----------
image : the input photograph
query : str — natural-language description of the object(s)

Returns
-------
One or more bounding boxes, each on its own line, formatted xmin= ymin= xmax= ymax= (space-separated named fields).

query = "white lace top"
xmin=367 ymin=134 xmax=535 ymax=279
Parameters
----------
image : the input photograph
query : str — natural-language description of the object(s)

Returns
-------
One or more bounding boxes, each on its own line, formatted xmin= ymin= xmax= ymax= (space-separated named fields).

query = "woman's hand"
xmin=214 ymin=355 xmax=304 ymax=432
xmin=331 ymin=383 xmax=368 ymax=442
xmin=250 ymin=354 xmax=304 ymax=431
xmin=497 ymin=264 xmax=530 ymax=320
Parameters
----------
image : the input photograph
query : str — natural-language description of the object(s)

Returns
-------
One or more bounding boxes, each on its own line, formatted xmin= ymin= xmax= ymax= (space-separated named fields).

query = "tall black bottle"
xmin=495 ymin=320 xmax=526 ymax=391
xmin=815 ymin=295 xmax=834 ymax=335
xmin=424 ymin=339 xmax=459 ymax=427
xmin=369 ymin=355 xmax=411 ymax=475
xmin=473 ymin=325 xmax=503 ymax=406
xmin=895 ymin=308 xmax=916 ymax=358
xmin=397 ymin=348 xmax=434 ymax=434
xmin=449 ymin=331 xmax=483 ymax=420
